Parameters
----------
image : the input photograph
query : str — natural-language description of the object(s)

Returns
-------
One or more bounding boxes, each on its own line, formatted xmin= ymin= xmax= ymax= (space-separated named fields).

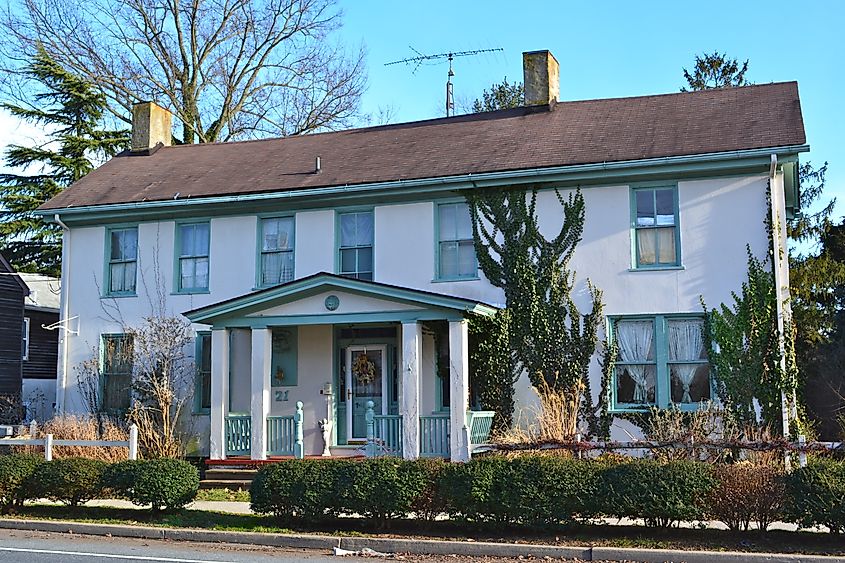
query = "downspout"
xmin=767 ymin=156 xmax=792 ymax=443
xmin=54 ymin=213 xmax=71 ymax=415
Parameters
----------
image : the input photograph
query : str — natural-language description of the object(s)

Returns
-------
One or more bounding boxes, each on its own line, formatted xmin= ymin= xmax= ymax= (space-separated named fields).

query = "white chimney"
xmin=131 ymin=101 xmax=173 ymax=152
xmin=523 ymin=50 xmax=560 ymax=107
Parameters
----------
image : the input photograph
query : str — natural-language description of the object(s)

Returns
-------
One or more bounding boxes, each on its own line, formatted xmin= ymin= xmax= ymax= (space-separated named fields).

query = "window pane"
xmin=180 ymin=224 xmax=195 ymax=256
xmin=636 ymin=190 xmax=655 ymax=226
xmin=356 ymin=212 xmax=374 ymax=246
xmin=440 ymin=241 xmax=458 ymax=278
xmin=195 ymin=224 xmax=210 ymax=255
xmin=457 ymin=240 xmax=476 ymax=276
xmin=340 ymin=248 xmax=356 ymax=273
xmin=671 ymin=363 xmax=710 ymax=404
xmin=357 ymin=271 xmax=373 ymax=281
xmin=655 ymin=189 xmax=675 ymax=225
xmin=455 ymin=203 xmax=473 ymax=240
xmin=111 ymin=231 xmax=124 ymax=260
xmin=357 ymin=247 xmax=373 ymax=273
xmin=439 ymin=204 xmax=456 ymax=241
xmin=616 ymin=320 xmax=655 ymax=361
xmin=181 ymin=257 xmax=195 ymax=288
xmin=194 ymin=257 xmax=209 ymax=288
xmin=656 ymin=227 xmax=676 ymax=264
xmin=110 ymin=263 xmax=124 ymax=292
xmin=124 ymin=229 xmax=137 ymax=260
xmin=263 ymin=218 xmax=293 ymax=251
xmin=123 ymin=261 xmax=136 ymax=292
xmin=636 ymin=229 xmax=657 ymax=265
xmin=667 ymin=319 xmax=705 ymax=361
xmin=616 ymin=364 xmax=656 ymax=404
xmin=340 ymin=214 xmax=356 ymax=246
xmin=262 ymin=252 xmax=282 ymax=285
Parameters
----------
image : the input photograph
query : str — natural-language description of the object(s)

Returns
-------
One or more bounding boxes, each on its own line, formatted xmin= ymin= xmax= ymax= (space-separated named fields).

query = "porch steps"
xmin=200 ymin=468 xmax=257 ymax=490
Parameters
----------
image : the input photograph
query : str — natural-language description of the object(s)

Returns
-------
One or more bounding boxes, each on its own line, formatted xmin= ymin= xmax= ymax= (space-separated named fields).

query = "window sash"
xmin=196 ymin=333 xmax=212 ymax=412
xmin=108 ymin=228 xmax=138 ymax=294
xmin=102 ymin=335 xmax=132 ymax=412
xmin=633 ymin=188 xmax=679 ymax=267
xmin=338 ymin=211 xmax=374 ymax=280
xmin=438 ymin=203 xmax=477 ymax=279
xmin=611 ymin=316 xmax=709 ymax=410
xmin=21 ymin=318 xmax=30 ymax=360
xmin=178 ymin=223 xmax=210 ymax=290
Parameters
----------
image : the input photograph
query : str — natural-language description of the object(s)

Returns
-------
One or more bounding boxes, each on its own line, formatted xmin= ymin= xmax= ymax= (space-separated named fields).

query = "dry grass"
xmin=31 ymin=416 xmax=130 ymax=462
xmin=495 ymin=379 xmax=583 ymax=447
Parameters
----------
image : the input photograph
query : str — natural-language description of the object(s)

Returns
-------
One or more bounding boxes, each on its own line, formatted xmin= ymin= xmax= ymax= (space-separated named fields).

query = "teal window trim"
xmin=194 ymin=331 xmax=211 ymax=414
xmin=434 ymin=199 xmax=478 ymax=281
xmin=100 ymin=333 xmax=133 ymax=414
xmin=255 ymin=215 xmax=296 ymax=289
xmin=336 ymin=208 xmax=375 ymax=281
xmin=608 ymin=313 xmax=711 ymax=413
xmin=103 ymin=225 xmax=139 ymax=297
xmin=629 ymin=184 xmax=682 ymax=270
xmin=174 ymin=220 xmax=211 ymax=294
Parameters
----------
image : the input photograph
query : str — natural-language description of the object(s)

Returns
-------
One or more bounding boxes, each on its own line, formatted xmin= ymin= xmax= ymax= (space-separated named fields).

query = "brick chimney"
xmin=131 ymin=101 xmax=172 ymax=152
xmin=523 ymin=50 xmax=560 ymax=108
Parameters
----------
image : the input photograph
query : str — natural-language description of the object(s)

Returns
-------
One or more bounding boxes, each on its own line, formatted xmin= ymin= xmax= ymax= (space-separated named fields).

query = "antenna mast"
xmin=385 ymin=47 xmax=504 ymax=117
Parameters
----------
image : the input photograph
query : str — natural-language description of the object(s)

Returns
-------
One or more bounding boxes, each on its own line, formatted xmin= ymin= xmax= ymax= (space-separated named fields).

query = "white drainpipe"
xmin=54 ymin=213 xmax=71 ymax=415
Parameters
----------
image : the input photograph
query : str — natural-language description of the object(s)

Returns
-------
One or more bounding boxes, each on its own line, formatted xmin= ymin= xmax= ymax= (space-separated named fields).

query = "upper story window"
xmin=195 ymin=332 xmax=211 ymax=413
xmin=259 ymin=217 xmax=295 ymax=287
xmin=21 ymin=318 xmax=30 ymax=361
xmin=338 ymin=211 xmax=373 ymax=281
xmin=102 ymin=334 xmax=133 ymax=413
xmin=107 ymin=227 xmax=138 ymax=295
xmin=632 ymin=186 xmax=680 ymax=268
xmin=611 ymin=315 xmax=710 ymax=411
xmin=437 ymin=202 xmax=477 ymax=280
xmin=177 ymin=222 xmax=210 ymax=292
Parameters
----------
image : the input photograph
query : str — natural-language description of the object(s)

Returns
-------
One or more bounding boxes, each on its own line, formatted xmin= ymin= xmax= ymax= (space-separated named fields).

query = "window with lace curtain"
xmin=259 ymin=217 xmax=295 ymax=287
xmin=611 ymin=315 xmax=710 ymax=411
xmin=631 ymin=186 xmax=680 ymax=268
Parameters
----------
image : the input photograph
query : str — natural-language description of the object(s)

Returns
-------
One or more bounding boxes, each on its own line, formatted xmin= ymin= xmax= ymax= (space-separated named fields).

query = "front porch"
xmin=184 ymin=273 xmax=498 ymax=462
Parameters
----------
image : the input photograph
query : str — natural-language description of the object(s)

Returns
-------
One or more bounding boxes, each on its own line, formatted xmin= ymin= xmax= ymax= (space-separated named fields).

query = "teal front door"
xmin=345 ymin=345 xmax=387 ymax=441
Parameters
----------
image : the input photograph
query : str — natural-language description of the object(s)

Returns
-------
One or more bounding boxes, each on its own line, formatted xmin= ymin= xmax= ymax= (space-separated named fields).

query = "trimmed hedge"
xmin=0 ymin=454 xmax=43 ymax=510
xmin=105 ymin=459 xmax=199 ymax=511
xmin=785 ymin=459 xmax=845 ymax=533
xmin=29 ymin=457 xmax=106 ymax=506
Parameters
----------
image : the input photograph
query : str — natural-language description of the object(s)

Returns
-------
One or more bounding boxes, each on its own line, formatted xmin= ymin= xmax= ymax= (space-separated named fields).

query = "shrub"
xmin=336 ymin=458 xmax=431 ymax=523
xmin=410 ymin=458 xmax=448 ymax=520
xmin=709 ymin=463 xmax=784 ymax=531
xmin=105 ymin=459 xmax=198 ymax=511
xmin=785 ymin=459 xmax=845 ymax=533
xmin=29 ymin=457 xmax=106 ymax=506
xmin=438 ymin=455 xmax=509 ymax=522
xmin=0 ymin=454 xmax=43 ymax=510
xmin=601 ymin=459 xmax=715 ymax=527
xmin=250 ymin=459 xmax=342 ymax=521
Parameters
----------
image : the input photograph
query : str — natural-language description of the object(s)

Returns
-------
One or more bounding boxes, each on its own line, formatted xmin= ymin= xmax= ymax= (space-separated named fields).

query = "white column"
xmin=400 ymin=321 xmax=422 ymax=460
xmin=250 ymin=328 xmax=272 ymax=460
xmin=209 ymin=328 xmax=230 ymax=460
xmin=449 ymin=319 xmax=470 ymax=462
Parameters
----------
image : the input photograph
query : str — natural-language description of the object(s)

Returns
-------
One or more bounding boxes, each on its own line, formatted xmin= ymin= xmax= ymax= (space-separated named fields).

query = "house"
xmin=0 ymin=253 xmax=28 ymax=409
xmin=36 ymin=50 xmax=806 ymax=462
xmin=19 ymin=273 xmax=60 ymax=421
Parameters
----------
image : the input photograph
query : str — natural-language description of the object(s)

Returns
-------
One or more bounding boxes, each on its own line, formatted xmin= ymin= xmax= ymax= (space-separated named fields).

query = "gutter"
xmin=54 ymin=214 xmax=71 ymax=415
xmin=37 ymin=144 xmax=810 ymax=223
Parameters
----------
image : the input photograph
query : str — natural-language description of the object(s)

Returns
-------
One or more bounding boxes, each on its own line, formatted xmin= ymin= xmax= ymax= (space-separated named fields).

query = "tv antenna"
xmin=385 ymin=47 xmax=504 ymax=117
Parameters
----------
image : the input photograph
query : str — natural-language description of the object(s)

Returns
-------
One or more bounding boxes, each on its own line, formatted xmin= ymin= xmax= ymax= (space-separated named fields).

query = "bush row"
xmin=250 ymin=456 xmax=845 ymax=532
xmin=0 ymin=455 xmax=198 ymax=512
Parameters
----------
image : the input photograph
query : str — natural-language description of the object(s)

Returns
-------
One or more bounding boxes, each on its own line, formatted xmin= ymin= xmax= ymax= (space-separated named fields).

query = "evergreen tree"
xmin=0 ymin=46 xmax=128 ymax=276
xmin=681 ymin=51 xmax=750 ymax=91
xmin=471 ymin=78 xmax=524 ymax=112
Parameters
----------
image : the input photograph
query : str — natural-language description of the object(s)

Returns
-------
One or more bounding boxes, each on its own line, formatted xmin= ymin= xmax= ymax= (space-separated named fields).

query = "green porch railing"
xmin=225 ymin=414 xmax=251 ymax=456
xmin=467 ymin=410 xmax=496 ymax=446
xmin=420 ymin=414 xmax=450 ymax=458
xmin=266 ymin=415 xmax=295 ymax=456
xmin=372 ymin=413 xmax=403 ymax=457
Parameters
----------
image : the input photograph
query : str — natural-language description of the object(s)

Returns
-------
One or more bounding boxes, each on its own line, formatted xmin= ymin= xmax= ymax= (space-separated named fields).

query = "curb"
xmin=0 ymin=518 xmax=841 ymax=562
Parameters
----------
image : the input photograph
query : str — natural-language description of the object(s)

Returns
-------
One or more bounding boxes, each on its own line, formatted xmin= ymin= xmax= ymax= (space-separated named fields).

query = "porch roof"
xmin=183 ymin=272 xmax=499 ymax=327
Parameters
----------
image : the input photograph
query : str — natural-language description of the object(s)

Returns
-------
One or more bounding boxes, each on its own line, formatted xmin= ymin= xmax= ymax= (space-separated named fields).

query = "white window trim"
xmin=22 ymin=317 xmax=30 ymax=361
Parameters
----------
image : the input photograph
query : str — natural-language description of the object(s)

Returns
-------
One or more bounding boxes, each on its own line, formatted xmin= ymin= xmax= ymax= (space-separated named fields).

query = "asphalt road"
xmin=0 ymin=530 xmax=595 ymax=562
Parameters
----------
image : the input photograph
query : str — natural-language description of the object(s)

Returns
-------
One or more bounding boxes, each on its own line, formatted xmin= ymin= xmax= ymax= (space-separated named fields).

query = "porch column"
xmin=250 ymin=328 xmax=272 ymax=460
xmin=209 ymin=328 xmax=230 ymax=460
xmin=448 ymin=319 xmax=470 ymax=462
xmin=401 ymin=321 xmax=422 ymax=460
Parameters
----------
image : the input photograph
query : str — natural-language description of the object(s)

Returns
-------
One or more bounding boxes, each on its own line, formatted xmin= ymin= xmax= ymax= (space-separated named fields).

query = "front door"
xmin=345 ymin=345 xmax=387 ymax=441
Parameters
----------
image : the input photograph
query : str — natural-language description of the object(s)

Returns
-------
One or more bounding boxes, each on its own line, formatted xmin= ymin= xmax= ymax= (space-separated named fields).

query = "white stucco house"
xmin=37 ymin=50 xmax=806 ymax=462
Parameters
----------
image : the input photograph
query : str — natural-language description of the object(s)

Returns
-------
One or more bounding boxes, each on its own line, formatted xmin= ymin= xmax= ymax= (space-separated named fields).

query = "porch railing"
xmin=467 ymin=410 xmax=496 ymax=447
xmin=372 ymin=413 xmax=403 ymax=457
xmin=225 ymin=414 xmax=251 ymax=456
xmin=266 ymin=415 xmax=295 ymax=456
xmin=420 ymin=414 xmax=450 ymax=458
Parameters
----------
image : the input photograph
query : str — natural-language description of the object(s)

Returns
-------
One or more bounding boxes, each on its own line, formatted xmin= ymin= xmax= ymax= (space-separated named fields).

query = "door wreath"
xmin=352 ymin=353 xmax=376 ymax=385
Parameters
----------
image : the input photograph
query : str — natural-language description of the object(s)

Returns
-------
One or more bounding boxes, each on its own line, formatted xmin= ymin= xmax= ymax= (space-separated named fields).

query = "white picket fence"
xmin=0 ymin=422 xmax=138 ymax=461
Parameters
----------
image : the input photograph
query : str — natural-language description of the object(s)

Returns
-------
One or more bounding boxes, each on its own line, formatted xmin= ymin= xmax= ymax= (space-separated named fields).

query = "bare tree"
xmin=1 ymin=0 xmax=367 ymax=142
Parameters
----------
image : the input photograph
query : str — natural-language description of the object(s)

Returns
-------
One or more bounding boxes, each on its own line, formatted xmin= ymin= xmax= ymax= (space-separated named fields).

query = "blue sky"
xmin=341 ymin=0 xmax=844 ymax=223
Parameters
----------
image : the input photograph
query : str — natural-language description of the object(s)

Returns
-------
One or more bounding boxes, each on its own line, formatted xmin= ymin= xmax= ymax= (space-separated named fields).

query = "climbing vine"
xmin=468 ymin=310 xmax=517 ymax=432
xmin=466 ymin=186 xmax=603 ymax=438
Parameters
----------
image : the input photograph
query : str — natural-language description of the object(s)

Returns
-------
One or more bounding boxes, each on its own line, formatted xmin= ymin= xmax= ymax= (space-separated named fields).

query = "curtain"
xmin=668 ymin=320 xmax=703 ymax=403
xmin=637 ymin=229 xmax=656 ymax=265
xmin=616 ymin=320 xmax=653 ymax=403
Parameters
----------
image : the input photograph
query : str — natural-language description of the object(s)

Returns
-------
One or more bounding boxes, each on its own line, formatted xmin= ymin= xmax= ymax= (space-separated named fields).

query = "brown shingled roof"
xmin=40 ymin=82 xmax=805 ymax=210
